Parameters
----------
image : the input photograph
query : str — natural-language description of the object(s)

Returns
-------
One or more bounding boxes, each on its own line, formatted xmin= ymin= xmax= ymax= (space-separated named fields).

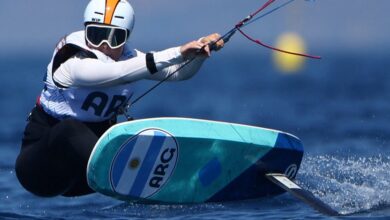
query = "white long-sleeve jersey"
xmin=39 ymin=31 xmax=205 ymax=122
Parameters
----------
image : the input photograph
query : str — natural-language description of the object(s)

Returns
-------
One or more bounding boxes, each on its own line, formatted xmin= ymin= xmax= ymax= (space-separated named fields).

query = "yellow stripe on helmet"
xmin=104 ymin=0 xmax=121 ymax=25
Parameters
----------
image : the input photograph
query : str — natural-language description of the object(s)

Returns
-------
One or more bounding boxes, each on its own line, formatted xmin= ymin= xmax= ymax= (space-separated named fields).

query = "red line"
xmin=235 ymin=0 xmax=321 ymax=59
xmin=237 ymin=27 xmax=321 ymax=59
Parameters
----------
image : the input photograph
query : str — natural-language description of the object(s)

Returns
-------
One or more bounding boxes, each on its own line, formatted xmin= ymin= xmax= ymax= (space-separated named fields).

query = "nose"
xmin=99 ymin=43 xmax=113 ymax=54
xmin=101 ymin=42 xmax=110 ymax=50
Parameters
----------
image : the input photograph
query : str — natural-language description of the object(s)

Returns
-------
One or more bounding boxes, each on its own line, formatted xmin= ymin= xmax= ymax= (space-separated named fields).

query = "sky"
xmin=1 ymin=0 xmax=390 ymax=56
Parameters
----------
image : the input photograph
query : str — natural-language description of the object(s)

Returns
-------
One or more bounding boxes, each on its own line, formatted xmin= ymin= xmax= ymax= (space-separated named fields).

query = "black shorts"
xmin=15 ymin=106 xmax=114 ymax=197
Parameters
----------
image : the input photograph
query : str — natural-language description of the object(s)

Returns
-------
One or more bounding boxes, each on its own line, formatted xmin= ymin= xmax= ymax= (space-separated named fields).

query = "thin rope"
xmin=129 ymin=57 xmax=196 ymax=106
xmin=125 ymin=0 xmax=320 ymax=116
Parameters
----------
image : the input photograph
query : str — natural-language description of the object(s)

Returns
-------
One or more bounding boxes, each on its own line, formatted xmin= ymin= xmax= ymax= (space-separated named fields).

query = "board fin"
xmin=266 ymin=173 xmax=341 ymax=216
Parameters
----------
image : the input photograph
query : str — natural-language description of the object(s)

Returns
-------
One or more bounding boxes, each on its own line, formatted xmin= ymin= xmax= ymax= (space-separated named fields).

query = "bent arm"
xmin=54 ymin=47 xmax=185 ymax=87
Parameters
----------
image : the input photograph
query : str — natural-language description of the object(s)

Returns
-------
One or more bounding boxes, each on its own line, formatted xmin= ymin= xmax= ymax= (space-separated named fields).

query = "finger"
xmin=204 ymin=45 xmax=211 ymax=56
xmin=197 ymin=42 xmax=206 ymax=50
xmin=210 ymin=33 xmax=220 ymax=41
xmin=215 ymin=40 xmax=224 ymax=51
xmin=208 ymin=41 xmax=217 ymax=51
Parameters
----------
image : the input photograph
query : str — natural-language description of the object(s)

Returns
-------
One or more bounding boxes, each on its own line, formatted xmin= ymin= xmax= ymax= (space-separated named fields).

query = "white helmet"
xmin=84 ymin=0 xmax=135 ymax=33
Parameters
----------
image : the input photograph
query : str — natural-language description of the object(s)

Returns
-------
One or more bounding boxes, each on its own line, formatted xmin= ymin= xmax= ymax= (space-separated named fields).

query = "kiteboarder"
xmin=15 ymin=0 xmax=224 ymax=197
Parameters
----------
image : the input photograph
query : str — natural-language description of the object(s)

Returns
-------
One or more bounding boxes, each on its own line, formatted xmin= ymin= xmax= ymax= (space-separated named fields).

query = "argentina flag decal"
xmin=110 ymin=128 xmax=179 ymax=198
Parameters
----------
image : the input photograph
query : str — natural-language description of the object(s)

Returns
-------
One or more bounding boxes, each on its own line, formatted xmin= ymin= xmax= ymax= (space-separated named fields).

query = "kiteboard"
xmin=87 ymin=117 xmax=304 ymax=203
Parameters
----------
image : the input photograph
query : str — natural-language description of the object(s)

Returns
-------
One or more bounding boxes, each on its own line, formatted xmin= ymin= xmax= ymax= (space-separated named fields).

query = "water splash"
xmin=298 ymin=155 xmax=390 ymax=215
xmin=101 ymin=202 xmax=226 ymax=219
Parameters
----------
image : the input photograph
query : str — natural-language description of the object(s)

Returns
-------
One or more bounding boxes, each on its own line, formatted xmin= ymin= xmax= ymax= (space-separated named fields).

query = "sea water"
xmin=1 ymin=51 xmax=389 ymax=219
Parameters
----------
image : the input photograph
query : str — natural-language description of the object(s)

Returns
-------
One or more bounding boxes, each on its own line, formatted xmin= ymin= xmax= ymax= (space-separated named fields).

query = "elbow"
xmin=175 ymin=72 xmax=196 ymax=81
xmin=170 ymin=68 xmax=199 ymax=81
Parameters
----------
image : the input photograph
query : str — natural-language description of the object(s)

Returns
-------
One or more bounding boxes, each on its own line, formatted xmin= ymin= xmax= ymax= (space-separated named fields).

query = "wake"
xmin=298 ymin=154 xmax=390 ymax=215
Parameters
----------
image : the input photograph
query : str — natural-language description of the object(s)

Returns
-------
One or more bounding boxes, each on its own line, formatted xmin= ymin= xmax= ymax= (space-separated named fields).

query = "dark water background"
xmin=1 ymin=48 xmax=390 ymax=219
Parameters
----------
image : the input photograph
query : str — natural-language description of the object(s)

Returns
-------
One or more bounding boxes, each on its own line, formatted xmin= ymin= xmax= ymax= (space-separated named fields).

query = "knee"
xmin=15 ymin=154 xmax=70 ymax=197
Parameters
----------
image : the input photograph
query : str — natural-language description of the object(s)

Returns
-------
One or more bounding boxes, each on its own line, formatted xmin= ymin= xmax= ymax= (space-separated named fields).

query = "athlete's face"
xmin=88 ymin=42 xmax=124 ymax=61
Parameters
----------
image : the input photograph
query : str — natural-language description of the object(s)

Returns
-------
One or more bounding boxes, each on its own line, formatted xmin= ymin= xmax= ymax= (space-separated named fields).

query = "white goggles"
xmin=85 ymin=24 xmax=128 ymax=49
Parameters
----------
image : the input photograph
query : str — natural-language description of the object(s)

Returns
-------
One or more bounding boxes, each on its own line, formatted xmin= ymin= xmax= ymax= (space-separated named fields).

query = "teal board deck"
xmin=87 ymin=117 xmax=304 ymax=203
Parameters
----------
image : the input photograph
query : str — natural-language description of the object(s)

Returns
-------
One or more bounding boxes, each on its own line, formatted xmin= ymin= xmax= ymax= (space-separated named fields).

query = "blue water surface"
xmin=1 ymin=49 xmax=390 ymax=219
